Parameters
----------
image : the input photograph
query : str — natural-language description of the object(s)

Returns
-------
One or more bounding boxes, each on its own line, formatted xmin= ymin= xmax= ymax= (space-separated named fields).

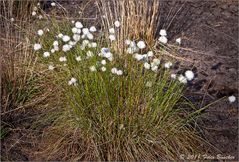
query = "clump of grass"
xmin=0 ymin=0 xmax=44 ymax=142
xmin=31 ymin=10 xmax=210 ymax=160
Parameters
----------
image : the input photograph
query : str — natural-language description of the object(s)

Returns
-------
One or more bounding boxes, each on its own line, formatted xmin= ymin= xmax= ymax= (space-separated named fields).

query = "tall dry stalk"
xmin=97 ymin=0 xmax=161 ymax=47
xmin=0 ymin=0 xmax=39 ymax=123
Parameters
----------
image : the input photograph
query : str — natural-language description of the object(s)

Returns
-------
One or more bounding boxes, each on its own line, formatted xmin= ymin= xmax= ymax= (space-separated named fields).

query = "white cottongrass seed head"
xmin=109 ymin=28 xmax=115 ymax=34
xmin=109 ymin=35 xmax=116 ymax=41
xmin=116 ymin=70 xmax=123 ymax=76
xmin=32 ymin=11 xmax=37 ymax=16
xmin=114 ymin=20 xmax=121 ymax=28
xmin=137 ymin=41 xmax=146 ymax=49
xmin=86 ymin=51 xmax=94 ymax=58
xmin=51 ymin=49 xmax=55 ymax=53
xmin=164 ymin=61 xmax=173 ymax=69
xmin=72 ymin=27 xmax=78 ymax=33
xmin=101 ymin=66 xmax=106 ymax=72
xmin=58 ymin=33 xmax=63 ymax=38
xmin=68 ymin=77 xmax=77 ymax=85
xmin=176 ymin=38 xmax=182 ymax=45
xmin=144 ymin=62 xmax=151 ymax=69
xmin=48 ymin=65 xmax=55 ymax=70
xmin=101 ymin=60 xmax=106 ymax=65
xmin=75 ymin=56 xmax=82 ymax=62
xmin=51 ymin=2 xmax=56 ymax=6
xmin=147 ymin=51 xmax=154 ymax=57
xmin=91 ymin=42 xmax=97 ymax=48
xmin=160 ymin=29 xmax=167 ymax=36
xmin=159 ymin=36 xmax=168 ymax=44
xmin=89 ymin=26 xmax=97 ymax=32
xmin=53 ymin=40 xmax=58 ymax=46
xmin=62 ymin=35 xmax=70 ymax=42
xmin=125 ymin=39 xmax=131 ymax=45
xmin=33 ymin=43 xmax=42 ymax=51
xmin=90 ymin=66 xmax=97 ymax=72
xmin=59 ymin=56 xmax=67 ymax=62
xmin=178 ymin=75 xmax=187 ymax=84
xmin=87 ymin=33 xmax=94 ymax=40
xmin=185 ymin=70 xmax=195 ymax=81
xmin=151 ymin=65 xmax=158 ymax=72
xmin=75 ymin=21 xmax=83 ymax=29
xmin=37 ymin=29 xmax=44 ymax=36
xmin=82 ymin=28 xmax=89 ymax=35
xmin=228 ymin=95 xmax=236 ymax=103
xmin=111 ymin=68 xmax=118 ymax=74
xmin=62 ymin=44 xmax=71 ymax=52
xmin=171 ymin=74 xmax=177 ymax=79
xmin=43 ymin=52 xmax=50 ymax=58
xmin=38 ymin=15 xmax=43 ymax=19
xmin=73 ymin=34 xmax=81 ymax=41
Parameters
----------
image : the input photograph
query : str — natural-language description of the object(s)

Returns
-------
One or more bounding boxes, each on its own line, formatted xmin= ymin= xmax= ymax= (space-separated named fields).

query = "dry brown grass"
xmin=97 ymin=0 xmax=161 ymax=52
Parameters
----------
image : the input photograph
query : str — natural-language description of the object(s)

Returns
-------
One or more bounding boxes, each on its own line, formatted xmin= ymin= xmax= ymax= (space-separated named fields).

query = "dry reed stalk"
xmin=97 ymin=0 xmax=161 ymax=53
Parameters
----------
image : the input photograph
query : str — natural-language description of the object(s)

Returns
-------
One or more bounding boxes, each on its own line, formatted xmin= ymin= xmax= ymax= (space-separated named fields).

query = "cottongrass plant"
xmin=32 ymin=13 xmax=210 ymax=160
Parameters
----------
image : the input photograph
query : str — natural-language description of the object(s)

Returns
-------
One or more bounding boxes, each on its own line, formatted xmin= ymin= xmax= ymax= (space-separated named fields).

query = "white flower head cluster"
xmin=37 ymin=29 xmax=44 ymax=36
xmin=164 ymin=61 xmax=173 ymax=69
xmin=48 ymin=65 xmax=55 ymax=70
xmin=171 ymin=73 xmax=177 ymax=79
xmin=150 ymin=59 xmax=161 ymax=72
xmin=68 ymin=77 xmax=77 ymax=86
xmin=114 ymin=20 xmax=121 ymax=28
xmin=62 ymin=35 xmax=70 ymax=42
xmin=43 ymin=51 xmax=50 ymax=58
xmin=134 ymin=53 xmax=147 ymax=61
xmin=62 ymin=44 xmax=71 ymax=52
xmin=75 ymin=56 xmax=82 ymax=62
xmin=158 ymin=29 xmax=168 ymax=44
xmin=111 ymin=68 xmax=123 ymax=76
xmin=109 ymin=28 xmax=115 ymax=34
xmin=108 ymin=27 xmax=116 ymax=42
xmin=137 ymin=41 xmax=146 ymax=49
xmin=101 ymin=66 xmax=107 ymax=72
xmin=75 ymin=21 xmax=83 ymax=29
xmin=147 ymin=51 xmax=154 ymax=57
xmin=51 ymin=2 xmax=56 ymax=6
xmin=34 ymin=43 xmax=42 ymax=51
xmin=178 ymin=75 xmax=187 ymax=84
xmin=38 ymin=15 xmax=43 ymax=20
xmin=86 ymin=51 xmax=94 ymax=58
xmin=32 ymin=11 xmax=37 ymax=16
xmin=90 ymin=26 xmax=97 ymax=32
xmin=100 ymin=48 xmax=113 ymax=61
xmin=109 ymin=35 xmax=116 ymax=41
xmin=101 ymin=60 xmax=107 ymax=65
xmin=58 ymin=33 xmax=63 ymax=38
xmin=228 ymin=95 xmax=236 ymax=103
xmin=90 ymin=66 xmax=97 ymax=72
xmin=173 ymin=70 xmax=195 ymax=84
xmin=59 ymin=56 xmax=67 ymax=62
xmin=185 ymin=70 xmax=195 ymax=81
xmin=126 ymin=40 xmax=139 ymax=54
xmin=52 ymin=40 xmax=59 ymax=52
xmin=176 ymin=38 xmax=181 ymax=45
